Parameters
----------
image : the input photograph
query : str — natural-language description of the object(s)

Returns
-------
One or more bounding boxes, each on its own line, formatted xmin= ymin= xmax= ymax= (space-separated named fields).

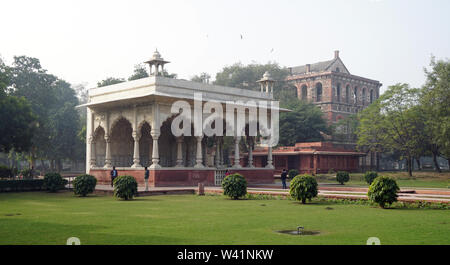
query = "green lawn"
xmin=304 ymin=171 xmax=450 ymax=189
xmin=0 ymin=191 xmax=449 ymax=245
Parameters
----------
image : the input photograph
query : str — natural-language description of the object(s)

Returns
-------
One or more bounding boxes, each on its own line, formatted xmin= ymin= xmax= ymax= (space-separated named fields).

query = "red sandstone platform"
xmin=89 ymin=168 xmax=275 ymax=187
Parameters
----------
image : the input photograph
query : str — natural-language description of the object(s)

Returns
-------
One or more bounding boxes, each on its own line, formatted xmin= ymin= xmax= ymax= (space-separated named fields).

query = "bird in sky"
xmin=240 ymin=34 xmax=243 ymax=40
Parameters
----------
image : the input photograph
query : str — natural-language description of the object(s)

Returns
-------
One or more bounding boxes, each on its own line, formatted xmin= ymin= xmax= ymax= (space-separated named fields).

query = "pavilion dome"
xmin=152 ymin=49 xmax=162 ymax=60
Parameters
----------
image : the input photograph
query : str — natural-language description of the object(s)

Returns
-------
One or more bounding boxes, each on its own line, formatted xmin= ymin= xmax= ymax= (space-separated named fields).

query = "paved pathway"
xmin=90 ymin=183 xmax=450 ymax=203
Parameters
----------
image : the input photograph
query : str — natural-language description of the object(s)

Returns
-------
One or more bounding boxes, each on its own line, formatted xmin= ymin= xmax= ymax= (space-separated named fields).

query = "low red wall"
xmin=228 ymin=169 xmax=275 ymax=184
xmin=89 ymin=168 xmax=274 ymax=187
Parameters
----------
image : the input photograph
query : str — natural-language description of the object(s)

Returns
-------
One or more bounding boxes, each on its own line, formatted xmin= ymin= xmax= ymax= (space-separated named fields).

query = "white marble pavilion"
xmin=79 ymin=51 xmax=283 ymax=187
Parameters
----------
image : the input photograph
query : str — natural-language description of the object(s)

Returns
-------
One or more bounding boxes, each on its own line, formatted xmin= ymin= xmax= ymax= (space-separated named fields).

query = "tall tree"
xmin=214 ymin=62 xmax=295 ymax=105
xmin=46 ymin=80 xmax=83 ymax=170
xmin=357 ymin=84 xmax=424 ymax=177
xmin=278 ymin=99 xmax=330 ymax=146
xmin=6 ymin=56 xmax=82 ymax=170
xmin=128 ymin=64 xmax=149 ymax=81
xmin=330 ymin=114 xmax=359 ymax=143
xmin=7 ymin=56 xmax=58 ymax=167
xmin=0 ymin=60 xmax=36 ymax=153
xmin=421 ymin=56 xmax=450 ymax=170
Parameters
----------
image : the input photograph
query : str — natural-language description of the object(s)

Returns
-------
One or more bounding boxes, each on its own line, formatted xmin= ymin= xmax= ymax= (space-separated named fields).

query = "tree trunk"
xmin=416 ymin=158 xmax=421 ymax=171
xmin=376 ymin=153 xmax=380 ymax=172
xmin=30 ymin=147 xmax=36 ymax=170
xmin=407 ymin=156 xmax=412 ymax=177
xmin=432 ymin=152 xmax=441 ymax=173
xmin=40 ymin=159 xmax=46 ymax=175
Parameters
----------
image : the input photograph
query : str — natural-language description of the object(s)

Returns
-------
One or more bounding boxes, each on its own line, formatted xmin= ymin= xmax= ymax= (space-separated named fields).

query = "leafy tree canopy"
xmin=356 ymin=83 xmax=425 ymax=176
xmin=278 ymin=99 xmax=329 ymax=146
xmin=128 ymin=64 xmax=149 ymax=81
xmin=97 ymin=77 xmax=125 ymax=87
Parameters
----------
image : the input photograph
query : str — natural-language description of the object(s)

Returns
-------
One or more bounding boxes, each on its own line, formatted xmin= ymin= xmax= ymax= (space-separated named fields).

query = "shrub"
xmin=222 ymin=173 xmax=247 ymax=200
xmin=368 ymin=176 xmax=400 ymax=208
xmin=113 ymin=175 xmax=138 ymax=200
xmin=288 ymin=169 xmax=299 ymax=179
xmin=289 ymin=174 xmax=318 ymax=204
xmin=20 ymin=168 xmax=34 ymax=179
xmin=0 ymin=179 xmax=44 ymax=192
xmin=364 ymin=171 xmax=378 ymax=185
xmin=43 ymin=172 xmax=67 ymax=192
xmin=336 ymin=171 xmax=350 ymax=185
xmin=0 ymin=165 xmax=13 ymax=179
xmin=73 ymin=174 xmax=97 ymax=197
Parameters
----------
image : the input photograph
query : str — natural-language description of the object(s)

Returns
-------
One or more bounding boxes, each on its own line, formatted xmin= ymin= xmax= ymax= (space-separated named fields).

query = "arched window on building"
xmin=301 ymin=85 xmax=308 ymax=100
xmin=362 ymin=87 xmax=366 ymax=105
xmin=353 ymin=87 xmax=358 ymax=104
xmin=345 ymin=85 xmax=350 ymax=103
xmin=336 ymin=83 xmax=341 ymax=102
xmin=316 ymin=83 xmax=322 ymax=102
xmin=370 ymin=89 xmax=374 ymax=103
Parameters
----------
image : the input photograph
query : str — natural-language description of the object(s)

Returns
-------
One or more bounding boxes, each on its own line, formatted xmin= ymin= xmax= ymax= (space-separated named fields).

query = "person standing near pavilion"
xmin=110 ymin=166 xmax=118 ymax=187
xmin=281 ymin=169 xmax=287 ymax=189
xmin=144 ymin=166 xmax=149 ymax=191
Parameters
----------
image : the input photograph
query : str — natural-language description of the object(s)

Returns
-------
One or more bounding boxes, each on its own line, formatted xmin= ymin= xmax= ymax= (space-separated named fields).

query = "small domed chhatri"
xmin=257 ymin=71 xmax=275 ymax=94
xmin=144 ymin=49 xmax=170 ymax=76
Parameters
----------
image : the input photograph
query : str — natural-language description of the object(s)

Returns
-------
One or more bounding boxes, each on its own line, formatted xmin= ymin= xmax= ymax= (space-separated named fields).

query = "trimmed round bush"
xmin=368 ymin=176 xmax=399 ymax=208
xmin=364 ymin=171 xmax=378 ymax=185
xmin=73 ymin=174 xmax=97 ymax=197
xmin=288 ymin=169 xmax=299 ymax=179
xmin=336 ymin=171 xmax=350 ymax=185
xmin=43 ymin=172 xmax=67 ymax=192
xmin=113 ymin=175 xmax=138 ymax=200
xmin=222 ymin=173 xmax=247 ymax=200
xmin=289 ymin=174 xmax=318 ymax=204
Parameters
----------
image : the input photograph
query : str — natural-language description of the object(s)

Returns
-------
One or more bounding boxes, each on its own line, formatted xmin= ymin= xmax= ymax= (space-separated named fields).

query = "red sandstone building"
xmin=285 ymin=51 xmax=382 ymax=171
xmin=243 ymin=142 xmax=365 ymax=175
xmin=287 ymin=50 xmax=381 ymax=124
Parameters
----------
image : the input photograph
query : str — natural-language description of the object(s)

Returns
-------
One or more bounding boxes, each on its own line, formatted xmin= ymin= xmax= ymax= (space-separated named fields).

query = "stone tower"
xmin=287 ymin=50 xmax=381 ymax=125
xmin=286 ymin=51 xmax=382 ymax=171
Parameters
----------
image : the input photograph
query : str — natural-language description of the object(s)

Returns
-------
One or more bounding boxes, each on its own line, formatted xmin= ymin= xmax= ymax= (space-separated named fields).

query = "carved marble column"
xmin=150 ymin=130 xmax=160 ymax=168
xmin=233 ymin=136 xmax=241 ymax=168
xmin=176 ymin=136 xmax=184 ymax=167
xmin=104 ymin=134 xmax=112 ymax=168
xmin=194 ymin=136 xmax=204 ymax=168
xmin=131 ymin=131 xmax=141 ymax=168
xmin=149 ymin=141 xmax=153 ymax=166
xmin=266 ymin=145 xmax=274 ymax=169
xmin=89 ymin=136 xmax=96 ymax=168
xmin=247 ymin=138 xmax=254 ymax=168
xmin=219 ymin=138 xmax=224 ymax=166
xmin=215 ymin=138 xmax=220 ymax=167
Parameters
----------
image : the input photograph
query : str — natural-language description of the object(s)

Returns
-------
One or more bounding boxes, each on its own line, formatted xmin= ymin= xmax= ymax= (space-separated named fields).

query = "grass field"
xmin=310 ymin=171 xmax=450 ymax=188
xmin=0 ymin=191 xmax=449 ymax=245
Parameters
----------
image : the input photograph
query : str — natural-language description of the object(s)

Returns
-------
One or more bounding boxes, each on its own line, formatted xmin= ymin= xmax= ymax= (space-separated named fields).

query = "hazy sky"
xmin=1 ymin=0 xmax=449 ymax=93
